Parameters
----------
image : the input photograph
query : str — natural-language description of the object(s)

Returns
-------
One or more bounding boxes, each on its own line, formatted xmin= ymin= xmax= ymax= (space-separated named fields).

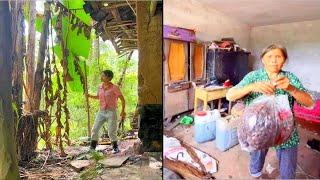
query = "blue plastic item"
xmin=194 ymin=111 xmax=217 ymax=143
xmin=215 ymin=115 xmax=239 ymax=151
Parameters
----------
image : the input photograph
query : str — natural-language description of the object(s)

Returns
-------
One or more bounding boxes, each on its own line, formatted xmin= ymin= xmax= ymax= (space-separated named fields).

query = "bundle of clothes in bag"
xmin=238 ymin=95 xmax=294 ymax=152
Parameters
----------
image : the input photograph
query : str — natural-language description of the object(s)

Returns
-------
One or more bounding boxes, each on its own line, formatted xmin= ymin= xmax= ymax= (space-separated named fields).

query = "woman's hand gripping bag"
xmin=238 ymin=95 xmax=294 ymax=152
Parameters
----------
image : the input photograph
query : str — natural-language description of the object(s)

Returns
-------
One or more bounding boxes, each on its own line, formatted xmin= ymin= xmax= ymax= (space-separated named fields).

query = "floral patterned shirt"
xmin=233 ymin=68 xmax=308 ymax=149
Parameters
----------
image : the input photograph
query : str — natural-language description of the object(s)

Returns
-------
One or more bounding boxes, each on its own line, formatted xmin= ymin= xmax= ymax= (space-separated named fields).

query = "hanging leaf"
xmin=84 ymin=27 xmax=91 ymax=40
xmin=71 ymin=18 xmax=78 ymax=31
xmin=51 ymin=0 xmax=92 ymax=92
xmin=77 ymin=26 xmax=82 ymax=35
xmin=71 ymin=14 xmax=76 ymax=25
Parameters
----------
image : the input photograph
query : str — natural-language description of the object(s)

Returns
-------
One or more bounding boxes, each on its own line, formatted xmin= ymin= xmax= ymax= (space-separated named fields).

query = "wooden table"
xmin=194 ymin=86 xmax=231 ymax=113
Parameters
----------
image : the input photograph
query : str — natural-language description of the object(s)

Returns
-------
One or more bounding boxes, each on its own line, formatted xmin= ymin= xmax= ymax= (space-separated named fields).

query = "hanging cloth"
xmin=193 ymin=44 xmax=204 ymax=79
xmin=168 ymin=41 xmax=186 ymax=82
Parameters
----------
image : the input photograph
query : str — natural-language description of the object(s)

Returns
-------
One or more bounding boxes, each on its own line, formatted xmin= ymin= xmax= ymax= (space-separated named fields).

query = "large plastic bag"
xmin=238 ymin=95 xmax=294 ymax=152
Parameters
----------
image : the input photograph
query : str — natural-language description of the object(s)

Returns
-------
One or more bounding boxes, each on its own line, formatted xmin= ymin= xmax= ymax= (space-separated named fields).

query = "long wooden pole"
xmin=84 ymin=61 xmax=91 ymax=137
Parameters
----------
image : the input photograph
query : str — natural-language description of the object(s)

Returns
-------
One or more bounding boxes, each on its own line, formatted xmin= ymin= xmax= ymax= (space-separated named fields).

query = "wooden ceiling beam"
xmin=105 ymin=22 xmax=136 ymax=28
xmin=99 ymin=20 xmax=120 ymax=54
xmin=101 ymin=2 xmax=136 ymax=10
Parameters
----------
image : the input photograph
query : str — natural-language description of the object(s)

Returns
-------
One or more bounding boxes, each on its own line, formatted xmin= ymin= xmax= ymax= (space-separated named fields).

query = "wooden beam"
xmin=118 ymin=52 xmax=130 ymax=58
xmin=164 ymin=159 xmax=206 ymax=180
xmin=106 ymin=22 xmax=136 ymax=28
xmin=118 ymin=46 xmax=137 ymax=49
xmin=119 ymin=48 xmax=137 ymax=52
xmin=110 ymin=29 xmax=136 ymax=33
xmin=120 ymin=39 xmax=137 ymax=41
xmin=101 ymin=2 xmax=136 ymax=10
xmin=108 ymin=7 xmax=135 ymax=40
xmin=163 ymin=139 xmax=216 ymax=180
xmin=99 ymin=20 xmax=120 ymax=54
xmin=106 ymin=20 xmax=133 ymax=25
xmin=92 ymin=1 xmax=137 ymax=55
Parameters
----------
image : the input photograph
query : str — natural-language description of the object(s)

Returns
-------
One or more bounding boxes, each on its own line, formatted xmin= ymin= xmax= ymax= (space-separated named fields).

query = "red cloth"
xmin=294 ymin=100 xmax=320 ymax=123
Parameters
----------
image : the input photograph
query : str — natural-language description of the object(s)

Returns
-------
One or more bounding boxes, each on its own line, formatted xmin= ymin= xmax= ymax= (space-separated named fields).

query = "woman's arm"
xmin=226 ymin=84 xmax=254 ymax=101
xmin=275 ymin=76 xmax=314 ymax=108
xmin=87 ymin=94 xmax=99 ymax=99
xmin=227 ymin=82 xmax=276 ymax=101
xmin=287 ymin=86 xmax=314 ymax=108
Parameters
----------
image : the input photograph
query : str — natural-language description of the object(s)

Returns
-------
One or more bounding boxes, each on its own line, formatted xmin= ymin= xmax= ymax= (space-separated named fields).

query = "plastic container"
xmin=216 ymin=115 xmax=239 ymax=151
xmin=194 ymin=110 xmax=217 ymax=143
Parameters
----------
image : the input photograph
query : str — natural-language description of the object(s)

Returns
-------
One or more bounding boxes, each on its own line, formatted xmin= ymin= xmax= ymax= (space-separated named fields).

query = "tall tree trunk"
xmin=11 ymin=0 xmax=25 ymax=117
xmin=11 ymin=0 xmax=26 ymax=162
xmin=34 ymin=2 xmax=51 ymax=110
xmin=25 ymin=0 xmax=36 ymax=112
xmin=0 ymin=2 xmax=20 ymax=179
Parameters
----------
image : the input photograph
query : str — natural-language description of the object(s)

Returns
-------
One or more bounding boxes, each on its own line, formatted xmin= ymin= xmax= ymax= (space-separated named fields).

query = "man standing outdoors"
xmin=87 ymin=70 xmax=126 ymax=153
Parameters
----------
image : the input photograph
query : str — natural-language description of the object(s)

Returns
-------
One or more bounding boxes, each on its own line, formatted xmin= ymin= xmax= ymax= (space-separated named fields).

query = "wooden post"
xmin=84 ymin=60 xmax=91 ymax=137
xmin=137 ymin=1 xmax=162 ymax=152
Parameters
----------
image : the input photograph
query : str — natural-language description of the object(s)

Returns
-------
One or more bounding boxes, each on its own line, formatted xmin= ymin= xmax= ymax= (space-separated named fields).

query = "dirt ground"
xmin=19 ymin=138 xmax=162 ymax=180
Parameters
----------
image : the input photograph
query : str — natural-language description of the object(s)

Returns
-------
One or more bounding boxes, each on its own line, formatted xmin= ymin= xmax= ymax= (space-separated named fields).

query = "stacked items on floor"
xmin=193 ymin=101 xmax=245 ymax=152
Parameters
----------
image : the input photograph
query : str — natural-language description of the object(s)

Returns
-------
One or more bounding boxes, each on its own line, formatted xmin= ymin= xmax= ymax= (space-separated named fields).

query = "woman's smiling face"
xmin=262 ymin=48 xmax=286 ymax=74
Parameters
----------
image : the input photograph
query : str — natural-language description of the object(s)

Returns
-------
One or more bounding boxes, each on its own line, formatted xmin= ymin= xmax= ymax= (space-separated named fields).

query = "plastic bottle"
xmin=194 ymin=111 xmax=217 ymax=143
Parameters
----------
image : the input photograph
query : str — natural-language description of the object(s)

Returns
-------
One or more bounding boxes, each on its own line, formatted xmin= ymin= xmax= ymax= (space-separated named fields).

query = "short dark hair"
xmin=260 ymin=44 xmax=288 ymax=60
xmin=102 ymin=70 xmax=114 ymax=80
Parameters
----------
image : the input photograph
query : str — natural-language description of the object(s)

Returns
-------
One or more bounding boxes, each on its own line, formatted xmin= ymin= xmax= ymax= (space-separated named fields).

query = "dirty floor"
xmin=169 ymin=122 xmax=320 ymax=179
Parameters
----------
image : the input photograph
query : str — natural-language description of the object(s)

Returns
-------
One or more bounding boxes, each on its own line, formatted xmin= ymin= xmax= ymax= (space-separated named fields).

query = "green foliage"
xmin=52 ymin=0 xmax=92 ymax=92
xmin=79 ymin=163 xmax=104 ymax=180
xmin=33 ymin=0 xmax=138 ymax=151
xmin=23 ymin=2 xmax=30 ymax=21
xmin=35 ymin=15 xmax=43 ymax=32
xmin=89 ymin=151 xmax=104 ymax=162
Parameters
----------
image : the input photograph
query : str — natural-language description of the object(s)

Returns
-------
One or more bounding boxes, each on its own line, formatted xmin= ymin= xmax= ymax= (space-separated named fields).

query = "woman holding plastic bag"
xmin=226 ymin=44 xmax=314 ymax=179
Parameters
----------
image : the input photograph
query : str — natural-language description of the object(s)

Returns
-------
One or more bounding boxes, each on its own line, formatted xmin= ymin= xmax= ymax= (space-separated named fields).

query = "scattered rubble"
xmin=164 ymin=135 xmax=217 ymax=179
xmin=70 ymin=160 xmax=93 ymax=172
xmin=19 ymin=130 xmax=162 ymax=179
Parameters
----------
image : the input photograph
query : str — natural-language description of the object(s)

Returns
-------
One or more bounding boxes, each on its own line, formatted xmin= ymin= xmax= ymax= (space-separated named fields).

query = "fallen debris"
xmin=95 ymin=145 xmax=109 ymax=152
xmin=163 ymin=135 xmax=217 ymax=179
xmin=70 ymin=160 xmax=92 ymax=172
xmin=99 ymin=155 xmax=131 ymax=168
xmin=164 ymin=158 xmax=208 ymax=180
xmin=65 ymin=146 xmax=89 ymax=158
xmin=149 ymin=157 xmax=162 ymax=169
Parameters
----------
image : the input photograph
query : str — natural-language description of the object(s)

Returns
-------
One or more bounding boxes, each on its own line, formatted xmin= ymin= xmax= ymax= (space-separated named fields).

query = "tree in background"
xmin=0 ymin=1 xmax=20 ymax=179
